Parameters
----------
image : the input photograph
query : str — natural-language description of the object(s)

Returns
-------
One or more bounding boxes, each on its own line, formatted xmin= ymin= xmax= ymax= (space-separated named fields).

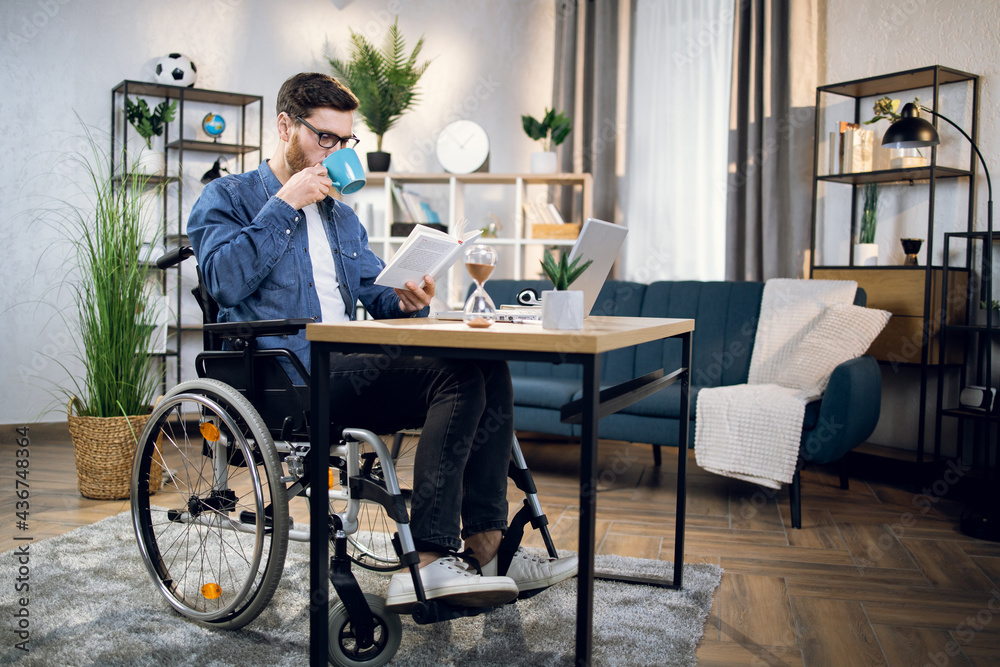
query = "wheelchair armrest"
xmin=204 ymin=317 xmax=316 ymax=339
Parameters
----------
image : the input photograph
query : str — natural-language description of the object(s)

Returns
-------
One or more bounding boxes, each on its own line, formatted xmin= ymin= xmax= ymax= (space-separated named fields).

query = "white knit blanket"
xmin=694 ymin=279 xmax=858 ymax=489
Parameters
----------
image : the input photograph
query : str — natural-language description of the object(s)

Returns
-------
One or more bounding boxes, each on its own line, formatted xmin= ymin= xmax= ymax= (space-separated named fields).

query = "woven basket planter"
xmin=67 ymin=398 xmax=163 ymax=500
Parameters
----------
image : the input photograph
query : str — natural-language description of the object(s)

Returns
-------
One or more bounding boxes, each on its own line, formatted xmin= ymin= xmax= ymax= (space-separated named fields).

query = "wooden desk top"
xmin=307 ymin=316 xmax=694 ymax=355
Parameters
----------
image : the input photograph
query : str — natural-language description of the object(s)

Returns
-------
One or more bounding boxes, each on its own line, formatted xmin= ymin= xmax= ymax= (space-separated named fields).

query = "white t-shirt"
xmin=304 ymin=203 xmax=348 ymax=322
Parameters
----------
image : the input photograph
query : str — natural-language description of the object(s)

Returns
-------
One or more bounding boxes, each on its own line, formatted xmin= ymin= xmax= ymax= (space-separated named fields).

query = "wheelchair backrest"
xmin=197 ymin=349 xmax=311 ymax=440
xmin=159 ymin=246 xmax=313 ymax=441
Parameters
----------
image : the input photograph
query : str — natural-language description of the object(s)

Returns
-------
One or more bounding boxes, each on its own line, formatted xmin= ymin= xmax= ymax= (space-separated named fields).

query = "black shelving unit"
xmin=939 ymin=230 xmax=997 ymax=479
xmin=111 ymin=80 xmax=263 ymax=388
xmin=809 ymin=65 xmax=980 ymax=464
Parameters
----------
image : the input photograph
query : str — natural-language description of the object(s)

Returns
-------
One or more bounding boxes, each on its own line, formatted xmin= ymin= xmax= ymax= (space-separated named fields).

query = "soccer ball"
xmin=154 ymin=53 xmax=197 ymax=87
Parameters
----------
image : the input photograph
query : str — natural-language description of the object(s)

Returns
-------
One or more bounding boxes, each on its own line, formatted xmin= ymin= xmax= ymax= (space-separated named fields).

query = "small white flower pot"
xmin=542 ymin=290 xmax=584 ymax=330
xmin=853 ymin=243 xmax=879 ymax=266
xmin=134 ymin=147 xmax=165 ymax=175
xmin=530 ymin=151 xmax=558 ymax=174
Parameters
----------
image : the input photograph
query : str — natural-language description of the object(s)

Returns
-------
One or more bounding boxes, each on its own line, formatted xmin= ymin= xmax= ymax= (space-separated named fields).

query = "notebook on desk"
xmin=434 ymin=217 xmax=629 ymax=323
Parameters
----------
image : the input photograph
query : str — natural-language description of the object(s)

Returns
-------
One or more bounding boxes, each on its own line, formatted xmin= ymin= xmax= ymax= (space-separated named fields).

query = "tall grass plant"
xmin=859 ymin=182 xmax=879 ymax=245
xmin=53 ymin=125 xmax=161 ymax=418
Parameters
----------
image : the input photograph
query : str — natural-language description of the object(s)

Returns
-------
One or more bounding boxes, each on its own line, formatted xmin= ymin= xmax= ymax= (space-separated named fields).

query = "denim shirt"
xmin=187 ymin=160 xmax=425 ymax=377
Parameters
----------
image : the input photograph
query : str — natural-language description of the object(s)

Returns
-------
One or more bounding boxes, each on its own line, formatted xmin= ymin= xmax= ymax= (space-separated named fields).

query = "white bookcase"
xmin=355 ymin=172 xmax=593 ymax=307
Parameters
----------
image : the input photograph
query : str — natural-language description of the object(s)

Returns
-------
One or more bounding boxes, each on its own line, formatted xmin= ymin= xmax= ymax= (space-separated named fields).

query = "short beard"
xmin=285 ymin=130 xmax=311 ymax=175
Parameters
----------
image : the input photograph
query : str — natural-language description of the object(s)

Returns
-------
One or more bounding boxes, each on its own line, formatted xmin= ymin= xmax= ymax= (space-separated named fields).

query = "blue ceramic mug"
xmin=322 ymin=148 xmax=366 ymax=195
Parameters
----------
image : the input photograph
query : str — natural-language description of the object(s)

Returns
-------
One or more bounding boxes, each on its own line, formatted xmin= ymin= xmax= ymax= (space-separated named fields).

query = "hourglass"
xmin=463 ymin=244 xmax=498 ymax=328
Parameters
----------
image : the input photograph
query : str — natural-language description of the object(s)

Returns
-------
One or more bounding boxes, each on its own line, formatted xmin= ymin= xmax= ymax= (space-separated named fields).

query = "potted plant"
xmin=328 ymin=17 xmax=431 ymax=172
xmin=866 ymin=95 xmax=926 ymax=168
xmin=522 ymin=107 xmax=572 ymax=174
xmin=854 ymin=182 xmax=879 ymax=266
xmin=124 ymin=97 xmax=176 ymax=174
xmin=56 ymin=126 xmax=164 ymax=499
xmin=539 ymin=247 xmax=592 ymax=329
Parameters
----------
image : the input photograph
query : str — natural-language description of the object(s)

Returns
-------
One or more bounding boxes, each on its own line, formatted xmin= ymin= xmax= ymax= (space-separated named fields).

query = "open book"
xmin=375 ymin=218 xmax=482 ymax=290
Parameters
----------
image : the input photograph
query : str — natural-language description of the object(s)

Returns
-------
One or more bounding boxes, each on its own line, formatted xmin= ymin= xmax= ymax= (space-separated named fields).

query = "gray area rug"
xmin=0 ymin=512 xmax=721 ymax=666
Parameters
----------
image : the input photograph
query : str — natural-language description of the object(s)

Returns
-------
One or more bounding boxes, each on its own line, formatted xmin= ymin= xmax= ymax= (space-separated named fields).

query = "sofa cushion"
xmin=775 ymin=303 xmax=890 ymax=400
xmin=635 ymin=281 xmax=764 ymax=389
xmin=512 ymin=376 xmax=580 ymax=411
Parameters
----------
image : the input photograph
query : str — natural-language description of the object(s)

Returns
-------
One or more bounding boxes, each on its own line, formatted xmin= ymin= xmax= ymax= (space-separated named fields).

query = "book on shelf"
xmin=523 ymin=200 xmax=562 ymax=225
xmin=838 ymin=122 xmax=874 ymax=173
xmin=375 ymin=217 xmax=482 ymax=290
xmin=391 ymin=185 xmax=442 ymax=225
xmin=391 ymin=184 xmax=413 ymax=223
xmin=828 ymin=131 xmax=838 ymax=174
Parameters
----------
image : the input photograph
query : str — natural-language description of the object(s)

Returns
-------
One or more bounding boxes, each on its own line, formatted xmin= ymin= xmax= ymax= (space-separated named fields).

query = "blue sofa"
xmin=483 ymin=279 xmax=882 ymax=528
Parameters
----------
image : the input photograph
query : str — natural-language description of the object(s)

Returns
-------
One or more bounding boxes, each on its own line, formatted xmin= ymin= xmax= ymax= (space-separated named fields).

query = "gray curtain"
xmin=552 ymin=0 xmax=620 ymax=224
xmin=726 ymin=0 xmax=819 ymax=281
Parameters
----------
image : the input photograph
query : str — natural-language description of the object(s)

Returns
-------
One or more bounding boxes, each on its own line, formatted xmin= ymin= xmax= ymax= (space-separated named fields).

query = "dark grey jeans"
xmin=328 ymin=353 xmax=514 ymax=553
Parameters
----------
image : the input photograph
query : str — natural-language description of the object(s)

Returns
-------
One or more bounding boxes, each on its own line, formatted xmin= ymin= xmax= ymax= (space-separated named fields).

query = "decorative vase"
xmin=890 ymin=147 xmax=928 ymax=169
xmin=541 ymin=290 xmax=584 ymax=330
xmin=900 ymin=238 xmax=923 ymax=266
xmin=853 ymin=243 xmax=879 ymax=266
xmin=367 ymin=151 xmax=391 ymax=173
xmin=530 ymin=151 xmax=558 ymax=174
xmin=124 ymin=138 xmax=165 ymax=176
xmin=123 ymin=120 xmax=166 ymax=175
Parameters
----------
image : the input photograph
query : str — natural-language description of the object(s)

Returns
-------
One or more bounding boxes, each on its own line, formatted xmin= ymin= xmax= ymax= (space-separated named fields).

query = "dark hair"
xmin=275 ymin=72 xmax=359 ymax=119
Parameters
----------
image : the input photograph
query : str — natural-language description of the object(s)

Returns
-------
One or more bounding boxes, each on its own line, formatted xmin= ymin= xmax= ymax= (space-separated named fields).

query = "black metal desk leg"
xmin=575 ymin=355 xmax=600 ymax=665
xmin=310 ymin=346 xmax=331 ymax=666
xmin=673 ymin=331 xmax=691 ymax=589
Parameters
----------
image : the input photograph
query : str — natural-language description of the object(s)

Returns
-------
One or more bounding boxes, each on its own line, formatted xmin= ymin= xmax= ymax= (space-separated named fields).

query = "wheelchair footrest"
xmin=410 ymin=600 xmax=499 ymax=625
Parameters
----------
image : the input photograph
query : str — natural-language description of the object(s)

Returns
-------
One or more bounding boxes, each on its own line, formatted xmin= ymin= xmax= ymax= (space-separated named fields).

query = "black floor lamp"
xmin=882 ymin=103 xmax=996 ymax=540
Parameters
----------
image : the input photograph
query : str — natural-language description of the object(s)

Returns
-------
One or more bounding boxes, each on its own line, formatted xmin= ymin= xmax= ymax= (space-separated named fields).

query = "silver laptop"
xmin=435 ymin=217 xmax=628 ymax=322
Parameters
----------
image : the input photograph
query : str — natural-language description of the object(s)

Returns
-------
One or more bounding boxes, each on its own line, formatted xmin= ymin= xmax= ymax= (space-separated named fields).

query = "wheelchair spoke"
xmin=131 ymin=380 xmax=288 ymax=629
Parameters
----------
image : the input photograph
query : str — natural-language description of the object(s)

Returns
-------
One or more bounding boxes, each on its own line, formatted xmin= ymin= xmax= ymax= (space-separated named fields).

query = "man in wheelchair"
xmin=186 ymin=72 xmax=577 ymax=613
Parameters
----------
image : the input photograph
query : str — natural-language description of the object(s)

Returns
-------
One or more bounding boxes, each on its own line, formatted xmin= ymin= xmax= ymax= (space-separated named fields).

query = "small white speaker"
xmin=960 ymin=386 xmax=996 ymax=411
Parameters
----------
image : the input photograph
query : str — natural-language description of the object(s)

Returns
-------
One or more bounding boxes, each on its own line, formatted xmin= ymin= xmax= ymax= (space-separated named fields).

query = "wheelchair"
xmin=129 ymin=247 xmax=560 ymax=666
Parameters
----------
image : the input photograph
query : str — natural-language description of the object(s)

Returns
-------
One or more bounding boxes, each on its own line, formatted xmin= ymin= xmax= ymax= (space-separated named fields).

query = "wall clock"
xmin=436 ymin=120 xmax=490 ymax=174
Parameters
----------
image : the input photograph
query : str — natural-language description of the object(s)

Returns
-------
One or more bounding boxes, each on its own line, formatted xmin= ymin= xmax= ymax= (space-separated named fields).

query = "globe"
xmin=202 ymin=113 xmax=226 ymax=139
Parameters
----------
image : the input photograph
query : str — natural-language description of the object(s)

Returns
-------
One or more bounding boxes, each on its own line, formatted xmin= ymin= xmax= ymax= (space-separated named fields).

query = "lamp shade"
xmin=881 ymin=103 xmax=941 ymax=149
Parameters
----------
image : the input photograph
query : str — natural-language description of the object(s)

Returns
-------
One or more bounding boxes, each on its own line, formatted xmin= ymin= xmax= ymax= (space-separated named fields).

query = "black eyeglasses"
xmin=295 ymin=115 xmax=359 ymax=150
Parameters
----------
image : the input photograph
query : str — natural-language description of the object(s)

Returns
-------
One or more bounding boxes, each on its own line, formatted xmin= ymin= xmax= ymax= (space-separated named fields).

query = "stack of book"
xmin=830 ymin=121 xmax=875 ymax=174
xmin=391 ymin=184 xmax=442 ymax=225
xmin=522 ymin=200 xmax=567 ymax=225
xmin=523 ymin=200 xmax=579 ymax=239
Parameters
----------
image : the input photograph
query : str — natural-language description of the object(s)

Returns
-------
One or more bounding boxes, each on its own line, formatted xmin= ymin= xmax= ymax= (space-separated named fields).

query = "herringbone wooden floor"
xmin=2 ymin=425 xmax=998 ymax=666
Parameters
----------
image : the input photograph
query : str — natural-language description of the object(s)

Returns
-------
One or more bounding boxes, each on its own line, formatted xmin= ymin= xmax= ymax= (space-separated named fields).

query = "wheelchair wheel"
xmin=328 ymin=593 xmax=401 ymax=667
xmin=332 ymin=433 xmax=417 ymax=572
xmin=131 ymin=378 xmax=289 ymax=630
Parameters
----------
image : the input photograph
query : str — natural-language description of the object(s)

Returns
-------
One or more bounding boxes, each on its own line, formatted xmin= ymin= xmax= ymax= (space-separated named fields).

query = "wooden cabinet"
xmin=813 ymin=267 xmax=967 ymax=364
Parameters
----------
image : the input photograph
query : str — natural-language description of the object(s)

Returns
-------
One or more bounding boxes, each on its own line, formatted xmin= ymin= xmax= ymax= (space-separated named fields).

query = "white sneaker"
xmin=384 ymin=555 xmax=519 ymax=612
xmin=482 ymin=547 xmax=579 ymax=592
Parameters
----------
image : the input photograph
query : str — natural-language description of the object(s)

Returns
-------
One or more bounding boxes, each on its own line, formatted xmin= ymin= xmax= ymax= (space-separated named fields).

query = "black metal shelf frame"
xmin=110 ymin=80 xmax=264 ymax=390
xmin=808 ymin=65 xmax=981 ymax=464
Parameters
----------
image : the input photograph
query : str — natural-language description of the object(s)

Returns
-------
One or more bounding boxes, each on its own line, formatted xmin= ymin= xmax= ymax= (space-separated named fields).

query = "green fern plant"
xmin=540 ymin=248 xmax=593 ymax=291
xmin=522 ymin=108 xmax=572 ymax=151
xmin=125 ymin=98 xmax=176 ymax=149
xmin=328 ymin=17 xmax=432 ymax=152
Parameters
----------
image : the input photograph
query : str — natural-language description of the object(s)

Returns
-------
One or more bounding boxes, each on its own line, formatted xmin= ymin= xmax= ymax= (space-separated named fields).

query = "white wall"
xmin=822 ymin=0 xmax=1000 ymax=453
xmin=0 ymin=0 xmax=556 ymax=424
